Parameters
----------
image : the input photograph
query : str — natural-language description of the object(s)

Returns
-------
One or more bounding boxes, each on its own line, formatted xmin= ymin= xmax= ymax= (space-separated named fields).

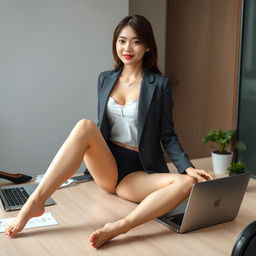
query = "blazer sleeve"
xmin=97 ymin=72 xmax=104 ymax=126
xmin=159 ymin=77 xmax=194 ymax=174
xmin=84 ymin=72 xmax=104 ymax=179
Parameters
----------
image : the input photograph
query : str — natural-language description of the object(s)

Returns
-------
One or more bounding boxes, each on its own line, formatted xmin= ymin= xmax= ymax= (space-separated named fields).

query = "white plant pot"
xmin=211 ymin=151 xmax=233 ymax=174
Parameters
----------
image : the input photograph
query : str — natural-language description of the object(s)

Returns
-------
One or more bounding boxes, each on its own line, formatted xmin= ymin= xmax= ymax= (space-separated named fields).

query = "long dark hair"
xmin=112 ymin=15 xmax=161 ymax=74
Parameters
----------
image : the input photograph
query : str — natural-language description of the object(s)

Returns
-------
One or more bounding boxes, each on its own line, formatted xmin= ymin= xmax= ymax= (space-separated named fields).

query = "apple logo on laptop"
xmin=213 ymin=198 xmax=221 ymax=207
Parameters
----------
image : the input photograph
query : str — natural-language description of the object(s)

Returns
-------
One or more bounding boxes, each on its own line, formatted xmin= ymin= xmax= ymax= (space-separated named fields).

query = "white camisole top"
xmin=106 ymin=97 xmax=139 ymax=147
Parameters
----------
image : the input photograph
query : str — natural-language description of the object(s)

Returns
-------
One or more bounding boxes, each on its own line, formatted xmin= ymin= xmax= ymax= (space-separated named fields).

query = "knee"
xmin=76 ymin=119 xmax=96 ymax=129
xmin=72 ymin=119 xmax=97 ymax=139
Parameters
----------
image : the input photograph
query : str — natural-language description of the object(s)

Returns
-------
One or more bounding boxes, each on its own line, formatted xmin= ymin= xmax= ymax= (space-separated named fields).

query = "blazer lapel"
xmin=137 ymin=71 xmax=156 ymax=143
xmin=98 ymin=69 xmax=122 ymax=126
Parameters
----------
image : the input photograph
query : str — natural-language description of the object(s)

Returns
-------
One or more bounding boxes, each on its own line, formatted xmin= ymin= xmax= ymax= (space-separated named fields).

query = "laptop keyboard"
xmin=2 ymin=187 xmax=30 ymax=206
xmin=165 ymin=213 xmax=184 ymax=226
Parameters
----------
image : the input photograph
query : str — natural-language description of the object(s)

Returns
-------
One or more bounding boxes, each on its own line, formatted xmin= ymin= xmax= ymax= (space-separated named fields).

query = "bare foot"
xmin=89 ymin=219 xmax=131 ymax=249
xmin=5 ymin=196 xmax=45 ymax=237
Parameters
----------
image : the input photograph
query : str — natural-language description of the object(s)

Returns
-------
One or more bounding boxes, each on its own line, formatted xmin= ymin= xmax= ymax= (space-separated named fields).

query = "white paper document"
xmin=0 ymin=212 xmax=58 ymax=232
xmin=35 ymin=174 xmax=76 ymax=188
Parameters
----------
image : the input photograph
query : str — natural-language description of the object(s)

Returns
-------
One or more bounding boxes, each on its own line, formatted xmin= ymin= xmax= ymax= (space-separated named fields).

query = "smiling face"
xmin=116 ymin=25 xmax=149 ymax=68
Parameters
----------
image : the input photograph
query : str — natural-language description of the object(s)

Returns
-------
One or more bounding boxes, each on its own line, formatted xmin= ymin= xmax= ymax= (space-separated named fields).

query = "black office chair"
xmin=231 ymin=221 xmax=256 ymax=256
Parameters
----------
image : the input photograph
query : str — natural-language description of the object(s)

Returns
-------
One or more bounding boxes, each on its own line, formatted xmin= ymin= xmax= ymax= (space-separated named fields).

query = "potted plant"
xmin=228 ymin=161 xmax=246 ymax=176
xmin=202 ymin=129 xmax=246 ymax=174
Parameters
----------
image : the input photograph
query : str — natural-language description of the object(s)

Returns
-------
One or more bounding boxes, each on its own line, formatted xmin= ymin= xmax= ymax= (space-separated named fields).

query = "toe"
xmin=5 ymin=227 xmax=14 ymax=237
xmin=5 ymin=223 xmax=22 ymax=237
xmin=89 ymin=233 xmax=96 ymax=242
xmin=89 ymin=233 xmax=98 ymax=248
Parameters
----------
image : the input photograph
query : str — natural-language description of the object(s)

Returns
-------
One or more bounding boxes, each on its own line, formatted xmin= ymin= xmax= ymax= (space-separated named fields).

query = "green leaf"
xmin=228 ymin=161 xmax=246 ymax=174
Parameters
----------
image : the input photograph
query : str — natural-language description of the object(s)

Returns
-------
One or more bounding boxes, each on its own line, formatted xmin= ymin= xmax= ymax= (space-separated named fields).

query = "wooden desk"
xmin=0 ymin=158 xmax=255 ymax=256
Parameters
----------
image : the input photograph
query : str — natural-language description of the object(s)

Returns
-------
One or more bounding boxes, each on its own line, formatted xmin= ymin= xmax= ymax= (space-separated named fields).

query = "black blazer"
xmin=84 ymin=68 xmax=194 ymax=177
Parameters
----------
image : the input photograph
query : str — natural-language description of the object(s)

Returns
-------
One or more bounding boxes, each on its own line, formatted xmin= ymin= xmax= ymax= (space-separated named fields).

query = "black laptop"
xmin=0 ymin=183 xmax=55 ymax=211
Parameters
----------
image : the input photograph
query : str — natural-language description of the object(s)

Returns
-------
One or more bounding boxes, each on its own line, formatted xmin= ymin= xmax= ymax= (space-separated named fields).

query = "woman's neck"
xmin=121 ymin=64 xmax=143 ymax=80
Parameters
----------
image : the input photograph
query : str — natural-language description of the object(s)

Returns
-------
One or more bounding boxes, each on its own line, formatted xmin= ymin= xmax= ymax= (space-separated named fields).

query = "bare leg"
xmin=89 ymin=172 xmax=196 ymax=248
xmin=5 ymin=119 xmax=118 ymax=237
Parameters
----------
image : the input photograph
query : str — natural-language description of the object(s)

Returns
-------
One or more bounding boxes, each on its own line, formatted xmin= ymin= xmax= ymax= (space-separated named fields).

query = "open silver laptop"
xmin=0 ymin=183 xmax=55 ymax=211
xmin=156 ymin=172 xmax=250 ymax=233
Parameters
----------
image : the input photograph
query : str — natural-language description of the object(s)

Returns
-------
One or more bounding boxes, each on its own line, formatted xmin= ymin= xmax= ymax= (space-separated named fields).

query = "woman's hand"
xmin=185 ymin=167 xmax=216 ymax=182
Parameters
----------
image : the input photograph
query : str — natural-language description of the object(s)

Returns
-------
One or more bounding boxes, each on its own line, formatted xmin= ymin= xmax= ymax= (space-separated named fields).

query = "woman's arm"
xmin=159 ymin=77 xmax=214 ymax=181
xmin=159 ymin=77 xmax=193 ymax=174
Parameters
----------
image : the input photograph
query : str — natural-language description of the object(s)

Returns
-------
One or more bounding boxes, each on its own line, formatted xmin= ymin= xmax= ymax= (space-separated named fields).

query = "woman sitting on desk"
xmin=5 ymin=15 xmax=214 ymax=248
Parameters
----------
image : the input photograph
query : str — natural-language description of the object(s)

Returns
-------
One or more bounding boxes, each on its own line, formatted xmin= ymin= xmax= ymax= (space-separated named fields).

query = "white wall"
xmin=129 ymin=0 xmax=167 ymax=74
xmin=0 ymin=0 xmax=128 ymax=177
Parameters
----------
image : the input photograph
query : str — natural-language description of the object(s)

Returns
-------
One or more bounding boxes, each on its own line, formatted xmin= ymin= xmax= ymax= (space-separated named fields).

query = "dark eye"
xmin=118 ymin=39 xmax=125 ymax=44
xmin=132 ymin=40 xmax=141 ymax=45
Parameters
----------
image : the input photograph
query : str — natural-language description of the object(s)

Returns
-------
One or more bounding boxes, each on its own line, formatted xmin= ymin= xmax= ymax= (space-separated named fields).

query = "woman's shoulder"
xmin=144 ymin=70 xmax=170 ymax=85
xmin=98 ymin=69 xmax=119 ymax=79
xmin=97 ymin=69 xmax=121 ymax=90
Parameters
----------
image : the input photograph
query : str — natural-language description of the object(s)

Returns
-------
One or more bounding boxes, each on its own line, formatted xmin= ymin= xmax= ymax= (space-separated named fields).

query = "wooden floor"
xmin=0 ymin=158 xmax=256 ymax=256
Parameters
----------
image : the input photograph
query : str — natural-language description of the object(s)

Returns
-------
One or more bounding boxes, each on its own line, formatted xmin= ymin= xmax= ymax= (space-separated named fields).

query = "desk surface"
xmin=0 ymin=158 xmax=256 ymax=256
